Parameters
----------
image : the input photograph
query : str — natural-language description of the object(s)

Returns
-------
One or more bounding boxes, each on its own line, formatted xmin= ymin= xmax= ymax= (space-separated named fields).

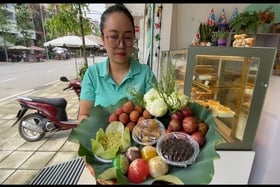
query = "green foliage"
xmin=79 ymin=63 xmax=88 ymax=80
xmin=216 ymin=30 xmax=229 ymax=39
xmin=0 ymin=6 xmax=11 ymax=32
xmin=14 ymin=4 xmax=33 ymax=46
xmin=199 ymin=23 xmax=215 ymax=42
xmin=229 ymin=11 xmax=259 ymax=34
xmin=45 ymin=4 xmax=92 ymax=38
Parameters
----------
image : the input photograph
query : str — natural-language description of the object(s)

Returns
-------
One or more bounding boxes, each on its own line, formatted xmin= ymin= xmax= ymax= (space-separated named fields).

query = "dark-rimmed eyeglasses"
xmin=105 ymin=35 xmax=135 ymax=48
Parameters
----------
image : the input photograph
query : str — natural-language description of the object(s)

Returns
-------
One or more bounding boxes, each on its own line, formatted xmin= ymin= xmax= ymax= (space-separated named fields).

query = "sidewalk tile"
xmin=17 ymin=139 xmax=47 ymax=151
xmin=2 ymin=169 xmax=38 ymax=184
xmin=0 ymin=136 xmax=26 ymax=151
xmin=0 ymin=151 xmax=33 ymax=169
xmin=0 ymin=169 xmax=14 ymax=184
xmin=60 ymin=141 xmax=79 ymax=152
xmin=0 ymin=151 xmax=12 ymax=162
xmin=46 ymin=151 xmax=78 ymax=166
xmin=20 ymin=151 xmax=56 ymax=169
xmin=38 ymin=135 xmax=67 ymax=151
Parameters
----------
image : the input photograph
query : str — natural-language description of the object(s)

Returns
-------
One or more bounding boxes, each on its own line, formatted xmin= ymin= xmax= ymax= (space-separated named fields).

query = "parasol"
xmin=28 ymin=45 xmax=45 ymax=51
xmin=44 ymin=35 xmax=98 ymax=48
xmin=8 ymin=45 xmax=30 ymax=50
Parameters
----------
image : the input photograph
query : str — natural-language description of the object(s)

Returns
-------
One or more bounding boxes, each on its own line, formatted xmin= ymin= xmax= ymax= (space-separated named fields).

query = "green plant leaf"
xmin=68 ymin=98 xmax=225 ymax=184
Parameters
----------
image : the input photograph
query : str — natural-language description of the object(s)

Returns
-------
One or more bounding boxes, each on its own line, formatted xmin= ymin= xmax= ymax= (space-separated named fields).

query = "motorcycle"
xmin=11 ymin=76 xmax=81 ymax=142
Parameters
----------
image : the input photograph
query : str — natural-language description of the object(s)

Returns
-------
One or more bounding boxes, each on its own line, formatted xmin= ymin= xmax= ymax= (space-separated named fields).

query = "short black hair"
xmin=99 ymin=4 xmax=135 ymax=36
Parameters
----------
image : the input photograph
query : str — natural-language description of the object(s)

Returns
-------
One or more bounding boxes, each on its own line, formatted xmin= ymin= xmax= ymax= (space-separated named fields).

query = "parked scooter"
xmin=11 ymin=76 xmax=81 ymax=142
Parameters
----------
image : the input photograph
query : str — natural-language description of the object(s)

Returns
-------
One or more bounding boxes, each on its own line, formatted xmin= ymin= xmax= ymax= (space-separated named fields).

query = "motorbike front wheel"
xmin=18 ymin=113 xmax=46 ymax=142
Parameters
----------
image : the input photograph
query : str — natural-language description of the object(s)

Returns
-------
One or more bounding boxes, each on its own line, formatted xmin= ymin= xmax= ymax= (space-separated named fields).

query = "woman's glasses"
xmin=105 ymin=35 xmax=135 ymax=48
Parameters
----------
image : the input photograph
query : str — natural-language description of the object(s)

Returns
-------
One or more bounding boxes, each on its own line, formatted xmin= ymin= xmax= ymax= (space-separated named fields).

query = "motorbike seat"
xmin=27 ymin=96 xmax=68 ymax=121
xmin=28 ymin=96 xmax=67 ymax=107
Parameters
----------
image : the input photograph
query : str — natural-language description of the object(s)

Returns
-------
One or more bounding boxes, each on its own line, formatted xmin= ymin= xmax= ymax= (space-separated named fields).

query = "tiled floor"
xmin=0 ymin=77 xmax=80 ymax=184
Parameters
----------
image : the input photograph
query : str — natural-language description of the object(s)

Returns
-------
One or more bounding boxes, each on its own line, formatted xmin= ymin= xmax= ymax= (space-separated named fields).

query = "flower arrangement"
xmin=258 ymin=7 xmax=275 ymax=24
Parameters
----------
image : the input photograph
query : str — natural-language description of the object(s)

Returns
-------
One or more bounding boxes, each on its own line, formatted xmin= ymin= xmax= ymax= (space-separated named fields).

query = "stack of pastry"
xmin=232 ymin=34 xmax=254 ymax=47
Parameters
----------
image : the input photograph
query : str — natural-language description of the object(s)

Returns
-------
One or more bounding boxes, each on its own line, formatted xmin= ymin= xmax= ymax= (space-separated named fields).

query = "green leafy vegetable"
xmin=91 ymin=121 xmax=131 ymax=160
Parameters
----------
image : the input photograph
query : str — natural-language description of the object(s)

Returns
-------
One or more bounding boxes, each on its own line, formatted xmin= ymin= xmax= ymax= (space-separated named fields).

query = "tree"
xmin=0 ymin=5 xmax=13 ymax=62
xmin=15 ymin=4 xmax=34 ymax=47
xmin=45 ymin=3 xmax=92 ymax=67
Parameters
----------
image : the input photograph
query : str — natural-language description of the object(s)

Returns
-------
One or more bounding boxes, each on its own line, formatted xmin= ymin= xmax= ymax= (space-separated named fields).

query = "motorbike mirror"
xmin=60 ymin=76 xmax=69 ymax=82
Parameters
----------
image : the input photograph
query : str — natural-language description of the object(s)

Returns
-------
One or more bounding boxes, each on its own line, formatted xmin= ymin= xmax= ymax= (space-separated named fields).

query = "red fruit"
xmin=191 ymin=131 xmax=206 ymax=147
xmin=115 ymin=107 xmax=124 ymax=116
xmin=182 ymin=116 xmax=198 ymax=134
xmin=108 ymin=113 xmax=118 ymax=123
xmin=180 ymin=107 xmax=192 ymax=117
xmin=128 ymin=158 xmax=149 ymax=183
xmin=119 ymin=112 xmax=129 ymax=125
xmin=122 ymin=101 xmax=134 ymax=114
xmin=170 ymin=111 xmax=183 ymax=123
xmin=168 ymin=118 xmax=182 ymax=132
xmin=197 ymin=122 xmax=209 ymax=136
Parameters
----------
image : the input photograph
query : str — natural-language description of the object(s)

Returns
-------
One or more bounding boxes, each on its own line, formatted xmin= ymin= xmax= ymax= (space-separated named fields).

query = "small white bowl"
xmin=94 ymin=154 xmax=113 ymax=163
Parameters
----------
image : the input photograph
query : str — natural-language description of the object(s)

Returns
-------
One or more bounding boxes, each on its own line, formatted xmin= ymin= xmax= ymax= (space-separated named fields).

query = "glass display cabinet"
xmin=184 ymin=46 xmax=277 ymax=150
xmin=160 ymin=49 xmax=188 ymax=92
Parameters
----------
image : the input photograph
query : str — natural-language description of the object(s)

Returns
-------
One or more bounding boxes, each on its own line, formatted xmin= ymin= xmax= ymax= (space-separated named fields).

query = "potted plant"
xmin=229 ymin=10 xmax=259 ymax=34
xmin=216 ymin=30 xmax=229 ymax=46
xmin=199 ymin=22 xmax=215 ymax=46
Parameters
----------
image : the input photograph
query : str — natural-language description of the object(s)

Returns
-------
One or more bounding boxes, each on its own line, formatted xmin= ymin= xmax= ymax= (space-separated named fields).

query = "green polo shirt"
xmin=80 ymin=57 xmax=157 ymax=107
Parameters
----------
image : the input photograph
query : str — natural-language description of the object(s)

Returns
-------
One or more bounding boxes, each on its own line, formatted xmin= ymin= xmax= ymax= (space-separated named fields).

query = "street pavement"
xmin=0 ymin=58 xmax=90 ymax=184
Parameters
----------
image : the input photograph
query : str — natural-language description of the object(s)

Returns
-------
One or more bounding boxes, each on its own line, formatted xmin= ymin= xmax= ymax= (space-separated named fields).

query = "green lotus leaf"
xmin=68 ymin=98 xmax=225 ymax=184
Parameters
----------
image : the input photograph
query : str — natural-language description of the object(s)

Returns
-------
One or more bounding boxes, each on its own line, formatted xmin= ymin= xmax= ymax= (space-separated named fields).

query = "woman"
xmin=78 ymin=4 xmax=157 ymax=123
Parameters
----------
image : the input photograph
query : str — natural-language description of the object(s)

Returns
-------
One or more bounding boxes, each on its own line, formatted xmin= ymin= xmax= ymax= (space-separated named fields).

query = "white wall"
xmin=160 ymin=4 xmax=249 ymax=50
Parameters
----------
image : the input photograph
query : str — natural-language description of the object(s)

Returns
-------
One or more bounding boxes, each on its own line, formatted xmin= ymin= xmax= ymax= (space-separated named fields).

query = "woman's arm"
xmin=78 ymin=100 xmax=94 ymax=124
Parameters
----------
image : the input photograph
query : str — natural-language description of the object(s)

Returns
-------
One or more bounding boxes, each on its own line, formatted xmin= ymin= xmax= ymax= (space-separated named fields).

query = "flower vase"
xmin=217 ymin=39 xmax=227 ymax=46
xmin=257 ymin=24 xmax=265 ymax=33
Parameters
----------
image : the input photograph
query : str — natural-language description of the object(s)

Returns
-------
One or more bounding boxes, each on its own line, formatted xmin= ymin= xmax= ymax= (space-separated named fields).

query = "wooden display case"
xmin=184 ymin=46 xmax=277 ymax=150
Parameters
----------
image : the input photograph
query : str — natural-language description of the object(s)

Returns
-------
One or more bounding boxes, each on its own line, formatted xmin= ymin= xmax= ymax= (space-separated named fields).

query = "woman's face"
xmin=102 ymin=12 xmax=135 ymax=64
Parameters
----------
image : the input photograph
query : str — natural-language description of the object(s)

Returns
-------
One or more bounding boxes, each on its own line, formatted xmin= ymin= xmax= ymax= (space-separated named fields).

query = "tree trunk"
xmin=78 ymin=4 xmax=88 ymax=68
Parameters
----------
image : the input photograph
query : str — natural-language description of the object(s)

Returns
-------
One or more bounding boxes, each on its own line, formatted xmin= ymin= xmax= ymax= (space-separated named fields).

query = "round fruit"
xmin=129 ymin=110 xmax=140 ymax=122
xmin=134 ymin=105 xmax=144 ymax=114
xmin=125 ymin=146 xmax=141 ymax=163
xmin=191 ymin=131 xmax=206 ymax=147
xmin=141 ymin=145 xmax=158 ymax=161
xmin=109 ymin=113 xmax=118 ymax=123
xmin=115 ymin=107 xmax=124 ymax=116
xmin=143 ymin=110 xmax=152 ymax=119
xmin=182 ymin=116 xmax=198 ymax=134
xmin=148 ymin=156 xmax=169 ymax=178
xmin=197 ymin=122 xmax=209 ymax=136
xmin=113 ymin=154 xmax=129 ymax=175
xmin=126 ymin=121 xmax=136 ymax=132
xmin=122 ymin=101 xmax=134 ymax=114
xmin=119 ymin=112 xmax=129 ymax=125
xmin=128 ymin=158 xmax=149 ymax=183
xmin=168 ymin=118 xmax=182 ymax=132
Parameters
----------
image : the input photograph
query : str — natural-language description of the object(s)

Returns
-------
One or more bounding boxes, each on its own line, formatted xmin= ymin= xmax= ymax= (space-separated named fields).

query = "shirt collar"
xmin=101 ymin=57 xmax=142 ymax=79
